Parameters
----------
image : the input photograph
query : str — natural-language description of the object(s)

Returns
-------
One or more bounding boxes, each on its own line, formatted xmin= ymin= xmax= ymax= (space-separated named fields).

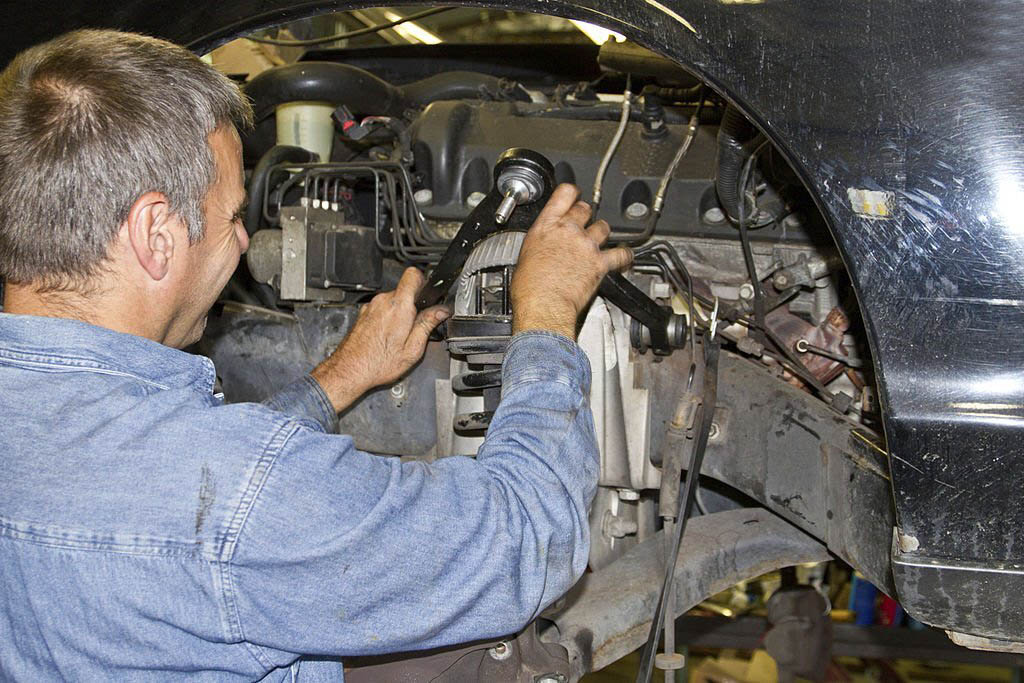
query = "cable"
xmin=616 ymin=90 xmax=706 ymax=246
xmin=636 ymin=239 xmax=836 ymax=405
xmin=636 ymin=246 xmax=838 ymax=411
xmin=652 ymin=88 xmax=704 ymax=216
xmin=521 ymin=103 xmax=704 ymax=124
xmin=729 ymin=139 xmax=837 ymax=401
xmin=636 ymin=240 xmax=698 ymax=376
xmin=694 ymin=485 xmax=709 ymax=515
xmin=761 ymin=326 xmax=834 ymax=398
xmin=735 ymin=137 xmax=771 ymax=334
xmin=640 ymin=84 xmax=705 ymax=105
xmin=796 ymin=339 xmax=863 ymax=368
xmin=245 ymin=7 xmax=455 ymax=47
xmin=592 ymin=75 xmax=631 ymax=209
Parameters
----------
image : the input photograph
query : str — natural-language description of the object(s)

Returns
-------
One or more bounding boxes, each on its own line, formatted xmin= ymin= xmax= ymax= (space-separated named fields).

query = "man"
xmin=0 ymin=29 xmax=631 ymax=680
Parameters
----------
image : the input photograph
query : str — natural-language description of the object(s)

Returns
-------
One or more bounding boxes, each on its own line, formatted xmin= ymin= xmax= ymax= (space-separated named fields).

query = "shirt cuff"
xmin=262 ymin=374 xmax=338 ymax=433
xmin=501 ymin=330 xmax=591 ymax=397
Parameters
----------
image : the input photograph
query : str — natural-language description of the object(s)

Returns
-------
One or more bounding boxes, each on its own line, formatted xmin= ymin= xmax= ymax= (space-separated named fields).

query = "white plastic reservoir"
xmin=275 ymin=101 xmax=335 ymax=163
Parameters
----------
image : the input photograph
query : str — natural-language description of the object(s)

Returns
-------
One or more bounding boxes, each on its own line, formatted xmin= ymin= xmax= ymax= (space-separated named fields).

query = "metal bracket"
xmin=279 ymin=206 xmax=345 ymax=302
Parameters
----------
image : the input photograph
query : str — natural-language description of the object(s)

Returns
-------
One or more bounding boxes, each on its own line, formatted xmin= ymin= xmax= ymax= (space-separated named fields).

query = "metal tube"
xmin=494 ymin=191 xmax=518 ymax=225
xmin=592 ymin=77 xmax=632 ymax=208
xmin=663 ymin=520 xmax=676 ymax=683
xmin=652 ymin=108 xmax=700 ymax=215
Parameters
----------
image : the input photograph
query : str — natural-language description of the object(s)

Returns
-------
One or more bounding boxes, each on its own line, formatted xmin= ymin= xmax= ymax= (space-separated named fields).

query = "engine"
xmin=202 ymin=41 xmax=876 ymax=576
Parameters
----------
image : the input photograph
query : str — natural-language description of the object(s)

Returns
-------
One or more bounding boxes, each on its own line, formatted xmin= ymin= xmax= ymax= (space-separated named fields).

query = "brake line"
xmin=592 ymin=75 xmax=632 ymax=210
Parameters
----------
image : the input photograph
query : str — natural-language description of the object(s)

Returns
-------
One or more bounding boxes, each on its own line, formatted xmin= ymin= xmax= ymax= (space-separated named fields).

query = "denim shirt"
xmin=0 ymin=313 xmax=597 ymax=681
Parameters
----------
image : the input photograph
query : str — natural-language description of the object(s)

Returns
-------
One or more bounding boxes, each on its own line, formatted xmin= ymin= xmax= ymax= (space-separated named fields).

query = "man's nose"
xmin=237 ymin=224 xmax=250 ymax=254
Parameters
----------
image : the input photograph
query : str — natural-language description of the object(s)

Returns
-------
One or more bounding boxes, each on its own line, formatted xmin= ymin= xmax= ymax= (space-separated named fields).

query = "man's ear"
xmin=125 ymin=191 xmax=181 ymax=282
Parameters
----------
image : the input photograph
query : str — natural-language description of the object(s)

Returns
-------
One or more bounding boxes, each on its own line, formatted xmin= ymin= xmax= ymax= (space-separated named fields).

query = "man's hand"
xmin=311 ymin=268 xmax=449 ymax=414
xmin=511 ymin=184 xmax=633 ymax=340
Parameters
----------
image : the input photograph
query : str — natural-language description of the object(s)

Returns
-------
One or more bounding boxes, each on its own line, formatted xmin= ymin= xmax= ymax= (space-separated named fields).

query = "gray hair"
xmin=0 ymin=29 xmax=253 ymax=290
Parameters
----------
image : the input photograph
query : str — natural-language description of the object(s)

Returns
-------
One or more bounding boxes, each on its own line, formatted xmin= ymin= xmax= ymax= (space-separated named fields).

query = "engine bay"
xmin=200 ymin=32 xmax=883 ymax=629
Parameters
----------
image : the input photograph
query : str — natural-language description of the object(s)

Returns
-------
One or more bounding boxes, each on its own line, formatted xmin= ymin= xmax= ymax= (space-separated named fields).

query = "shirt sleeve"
xmin=261 ymin=374 xmax=338 ymax=433
xmin=226 ymin=331 xmax=598 ymax=657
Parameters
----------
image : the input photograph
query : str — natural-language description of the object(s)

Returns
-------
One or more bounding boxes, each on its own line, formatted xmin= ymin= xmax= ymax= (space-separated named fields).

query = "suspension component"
xmin=416 ymin=148 xmax=556 ymax=310
xmin=599 ymin=273 xmax=687 ymax=355
xmin=494 ymin=158 xmax=548 ymax=225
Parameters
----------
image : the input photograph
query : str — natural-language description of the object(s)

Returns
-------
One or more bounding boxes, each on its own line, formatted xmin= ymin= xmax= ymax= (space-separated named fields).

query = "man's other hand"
xmin=312 ymin=268 xmax=449 ymax=414
xmin=511 ymin=184 xmax=633 ymax=340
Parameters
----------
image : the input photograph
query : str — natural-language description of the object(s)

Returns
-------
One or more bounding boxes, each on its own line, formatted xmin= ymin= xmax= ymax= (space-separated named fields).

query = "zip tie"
xmin=709 ymin=296 xmax=721 ymax=340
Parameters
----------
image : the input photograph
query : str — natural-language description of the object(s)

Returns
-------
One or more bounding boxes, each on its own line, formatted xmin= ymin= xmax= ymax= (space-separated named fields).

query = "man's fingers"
xmin=532 ymin=184 xmax=581 ymax=228
xmin=561 ymin=201 xmax=593 ymax=232
xmin=405 ymin=305 xmax=450 ymax=355
xmin=585 ymin=219 xmax=611 ymax=245
xmin=602 ymin=246 xmax=634 ymax=273
xmin=394 ymin=266 xmax=425 ymax=302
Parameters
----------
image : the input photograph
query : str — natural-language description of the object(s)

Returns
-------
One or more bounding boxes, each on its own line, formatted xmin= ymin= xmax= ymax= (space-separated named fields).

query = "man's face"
xmin=171 ymin=125 xmax=248 ymax=347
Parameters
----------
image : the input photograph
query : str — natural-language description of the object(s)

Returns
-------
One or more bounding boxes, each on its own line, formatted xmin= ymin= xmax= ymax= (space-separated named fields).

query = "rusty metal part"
xmin=795 ymin=339 xmax=863 ymax=368
xmin=765 ymin=305 xmax=850 ymax=384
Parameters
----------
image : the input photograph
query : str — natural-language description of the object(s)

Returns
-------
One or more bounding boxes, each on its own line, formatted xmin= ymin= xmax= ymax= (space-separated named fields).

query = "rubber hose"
xmin=715 ymin=105 xmax=758 ymax=221
xmin=242 ymin=65 xmax=532 ymax=162
xmin=245 ymin=145 xmax=318 ymax=235
xmin=403 ymin=71 xmax=531 ymax=106
xmin=245 ymin=64 xmax=534 ymax=123
xmin=641 ymin=83 xmax=704 ymax=103
xmin=243 ymin=62 xmax=410 ymax=123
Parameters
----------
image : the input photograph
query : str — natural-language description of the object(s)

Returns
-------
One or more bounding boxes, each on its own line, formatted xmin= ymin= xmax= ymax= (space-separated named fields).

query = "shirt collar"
xmin=0 ymin=312 xmax=216 ymax=394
